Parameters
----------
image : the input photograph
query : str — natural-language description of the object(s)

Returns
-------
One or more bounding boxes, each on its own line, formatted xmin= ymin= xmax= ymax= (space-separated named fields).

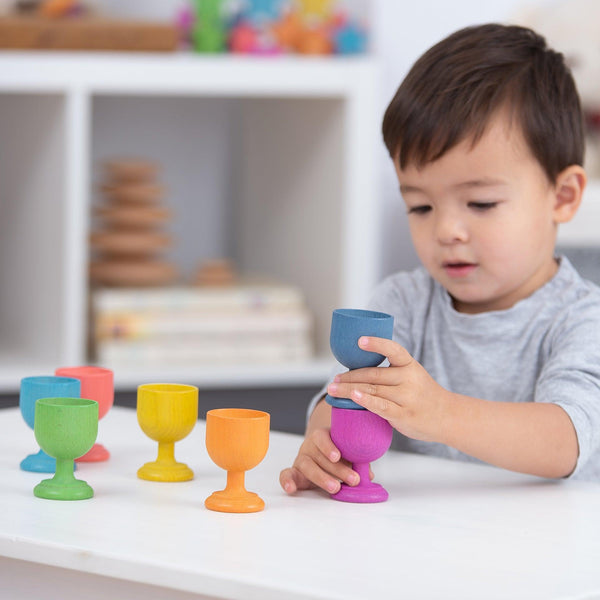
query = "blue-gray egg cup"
xmin=329 ymin=308 xmax=394 ymax=370
xmin=326 ymin=308 xmax=394 ymax=410
xmin=19 ymin=375 xmax=81 ymax=473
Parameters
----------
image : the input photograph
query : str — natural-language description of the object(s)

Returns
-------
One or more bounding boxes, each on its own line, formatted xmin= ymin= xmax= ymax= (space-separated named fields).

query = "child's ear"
xmin=553 ymin=165 xmax=587 ymax=224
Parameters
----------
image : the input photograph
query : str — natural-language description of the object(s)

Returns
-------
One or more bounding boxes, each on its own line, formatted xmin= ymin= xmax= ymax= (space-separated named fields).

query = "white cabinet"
xmin=0 ymin=52 xmax=380 ymax=392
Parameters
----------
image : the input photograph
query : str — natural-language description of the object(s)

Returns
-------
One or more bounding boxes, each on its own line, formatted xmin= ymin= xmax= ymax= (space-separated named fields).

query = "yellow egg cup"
xmin=136 ymin=383 xmax=198 ymax=482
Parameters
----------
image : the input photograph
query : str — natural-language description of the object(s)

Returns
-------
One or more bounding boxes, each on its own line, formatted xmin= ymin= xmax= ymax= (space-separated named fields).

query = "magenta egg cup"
xmin=330 ymin=406 xmax=393 ymax=503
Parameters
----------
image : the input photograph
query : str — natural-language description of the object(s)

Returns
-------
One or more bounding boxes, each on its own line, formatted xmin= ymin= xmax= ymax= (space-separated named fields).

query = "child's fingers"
xmin=327 ymin=382 xmax=400 ymax=412
xmin=292 ymin=447 xmax=359 ymax=493
xmin=293 ymin=454 xmax=342 ymax=494
xmin=309 ymin=429 xmax=360 ymax=488
xmin=312 ymin=428 xmax=341 ymax=463
xmin=310 ymin=449 xmax=359 ymax=488
xmin=280 ymin=467 xmax=311 ymax=494
xmin=280 ymin=427 xmax=361 ymax=495
xmin=334 ymin=365 xmax=400 ymax=385
xmin=296 ymin=450 xmax=361 ymax=493
xmin=347 ymin=387 xmax=395 ymax=416
xmin=358 ymin=336 xmax=413 ymax=367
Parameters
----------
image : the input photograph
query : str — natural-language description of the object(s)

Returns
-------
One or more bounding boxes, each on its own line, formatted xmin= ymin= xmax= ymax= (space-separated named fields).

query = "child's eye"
xmin=407 ymin=205 xmax=432 ymax=215
xmin=468 ymin=201 xmax=498 ymax=211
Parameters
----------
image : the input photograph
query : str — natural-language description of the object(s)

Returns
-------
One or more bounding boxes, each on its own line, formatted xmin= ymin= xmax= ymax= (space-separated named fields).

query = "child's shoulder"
xmin=536 ymin=258 xmax=600 ymax=361
xmin=554 ymin=256 xmax=600 ymax=307
xmin=544 ymin=257 xmax=600 ymax=335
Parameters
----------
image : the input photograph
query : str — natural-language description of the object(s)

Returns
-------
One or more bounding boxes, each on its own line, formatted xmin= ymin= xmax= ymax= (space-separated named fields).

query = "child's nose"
xmin=434 ymin=214 xmax=469 ymax=244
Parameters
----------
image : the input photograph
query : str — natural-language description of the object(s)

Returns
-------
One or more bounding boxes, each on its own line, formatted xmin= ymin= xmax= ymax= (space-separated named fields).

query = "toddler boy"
xmin=280 ymin=23 xmax=600 ymax=494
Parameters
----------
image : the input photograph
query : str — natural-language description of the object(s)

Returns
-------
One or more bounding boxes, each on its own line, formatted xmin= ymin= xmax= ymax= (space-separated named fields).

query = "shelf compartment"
xmin=90 ymin=94 xmax=347 ymax=358
xmin=0 ymin=54 xmax=379 ymax=392
xmin=0 ymin=93 xmax=68 ymax=368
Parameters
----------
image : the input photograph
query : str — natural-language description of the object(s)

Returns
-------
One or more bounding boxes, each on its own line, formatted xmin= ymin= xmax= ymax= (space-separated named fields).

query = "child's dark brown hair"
xmin=382 ymin=23 xmax=584 ymax=183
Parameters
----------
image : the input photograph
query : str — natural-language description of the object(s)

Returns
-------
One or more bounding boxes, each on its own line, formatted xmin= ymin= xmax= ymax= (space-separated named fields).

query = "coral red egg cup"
xmin=54 ymin=366 xmax=114 ymax=462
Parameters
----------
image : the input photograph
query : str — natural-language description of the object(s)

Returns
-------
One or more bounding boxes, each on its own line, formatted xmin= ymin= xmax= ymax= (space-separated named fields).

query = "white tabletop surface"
xmin=2 ymin=406 xmax=600 ymax=600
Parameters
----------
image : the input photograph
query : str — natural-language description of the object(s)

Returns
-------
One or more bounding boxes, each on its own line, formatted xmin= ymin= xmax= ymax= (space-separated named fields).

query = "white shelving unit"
xmin=0 ymin=52 xmax=380 ymax=392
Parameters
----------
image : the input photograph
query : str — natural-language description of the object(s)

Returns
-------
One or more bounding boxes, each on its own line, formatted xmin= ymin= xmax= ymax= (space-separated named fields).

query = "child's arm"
xmin=327 ymin=336 xmax=579 ymax=479
xmin=279 ymin=398 xmax=361 ymax=494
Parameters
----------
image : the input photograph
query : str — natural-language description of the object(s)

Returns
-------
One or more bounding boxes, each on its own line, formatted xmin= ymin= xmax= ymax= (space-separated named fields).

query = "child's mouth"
xmin=443 ymin=262 xmax=477 ymax=278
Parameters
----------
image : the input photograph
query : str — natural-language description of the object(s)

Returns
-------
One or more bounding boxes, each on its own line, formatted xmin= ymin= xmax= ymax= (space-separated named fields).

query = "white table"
xmin=2 ymin=406 xmax=600 ymax=600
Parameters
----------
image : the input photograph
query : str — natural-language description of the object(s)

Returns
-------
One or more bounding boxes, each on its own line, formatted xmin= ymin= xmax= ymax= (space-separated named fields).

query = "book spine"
xmin=96 ymin=338 xmax=313 ymax=365
xmin=93 ymin=285 xmax=305 ymax=313
xmin=94 ymin=310 xmax=313 ymax=341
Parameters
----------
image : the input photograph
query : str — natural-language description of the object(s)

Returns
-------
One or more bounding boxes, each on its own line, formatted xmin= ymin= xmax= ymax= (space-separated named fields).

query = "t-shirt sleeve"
xmin=534 ymin=302 xmax=600 ymax=478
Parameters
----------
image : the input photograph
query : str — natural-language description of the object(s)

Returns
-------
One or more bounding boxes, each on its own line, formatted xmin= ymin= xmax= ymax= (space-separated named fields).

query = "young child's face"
xmin=396 ymin=112 xmax=560 ymax=314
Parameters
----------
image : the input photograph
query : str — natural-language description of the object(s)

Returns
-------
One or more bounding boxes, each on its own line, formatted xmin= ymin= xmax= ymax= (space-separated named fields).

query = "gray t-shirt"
xmin=312 ymin=257 xmax=600 ymax=480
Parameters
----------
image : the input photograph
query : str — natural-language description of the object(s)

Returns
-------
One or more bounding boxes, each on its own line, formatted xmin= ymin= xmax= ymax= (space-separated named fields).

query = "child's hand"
xmin=279 ymin=427 xmax=361 ymax=495
xmin=327 ymin=337 xmax=452 ymax=443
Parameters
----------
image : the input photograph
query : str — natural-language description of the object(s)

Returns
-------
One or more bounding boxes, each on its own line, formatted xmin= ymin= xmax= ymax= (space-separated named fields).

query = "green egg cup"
xmin=34 ymin=473 xmax=94 ymax=500
xmin=33 ymin=397 xmax=99 ymax=501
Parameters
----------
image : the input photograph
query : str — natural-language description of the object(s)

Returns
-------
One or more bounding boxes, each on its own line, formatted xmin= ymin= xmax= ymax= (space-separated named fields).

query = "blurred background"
xmin=0 ymin=0 xmax=597 ymax=432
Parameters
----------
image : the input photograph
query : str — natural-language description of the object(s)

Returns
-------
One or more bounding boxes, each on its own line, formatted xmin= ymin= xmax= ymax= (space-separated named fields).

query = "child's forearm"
xmin=327 ymin=337 xmax=580 ymax=480
xmin=440 ymin=393 xmax=579 ymax=478
xmin=306 ymin=397 xmax=332 ymax=435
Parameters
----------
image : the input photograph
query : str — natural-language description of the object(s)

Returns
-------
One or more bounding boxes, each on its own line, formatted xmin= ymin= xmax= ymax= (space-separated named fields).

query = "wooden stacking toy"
xmin=192 ymin=258 xmax=237 ymax=286
xmin=325 ymin=308 xmax=394 ymax=503
xmin=90 ymin=158 xmax=178 ymax=287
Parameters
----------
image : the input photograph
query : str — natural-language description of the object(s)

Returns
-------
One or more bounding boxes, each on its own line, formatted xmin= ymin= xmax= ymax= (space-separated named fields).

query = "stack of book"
xmin=90 ymin=281 xmax=314 ymax=367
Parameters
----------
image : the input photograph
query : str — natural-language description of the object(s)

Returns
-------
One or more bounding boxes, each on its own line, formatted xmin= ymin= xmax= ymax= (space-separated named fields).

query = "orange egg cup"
xmin=205 ymin=408 xmax=270 ymax=513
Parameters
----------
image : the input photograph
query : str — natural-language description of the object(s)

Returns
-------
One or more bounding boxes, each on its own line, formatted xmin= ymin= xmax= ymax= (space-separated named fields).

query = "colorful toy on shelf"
xmin=228 ymin=0 xmax=286 ymax=54
xmin=90 ymin=158 xmax=178 ymax=287
xmin=137 ymin=383 xmax=199 ymax=482
xmin=33 ymin=397 xmax=99 ymax=500
xmin=296 ymin=24 xmax=332 ymax=54
xmin=175 ymin=4 xmax=196 ymax=49
xmin=326 ymin=308 xmax=394 ymax=503
xmin=270 ymin=10 xmax=302 ymax=51
xmin=192 ymin=0 xmax=226 ymax=53
xmin=244 ymin=0 xmax=286 ymax=25
xmin=333 ymin=20 xmax=367 ymax=54
xmin=185 ymin=0 xmax=368 ymax=55
xmin=55 ymin=366 xmax=114 ymax=462
xmin=205 ymin=408 xmax=270 ymax=513
xmin=229 ymin=20 xmax=260 ymax=53
xmin=19 ymin=375 xmax=81 ymax=473
xmin=297 ymin=0 xmax=334 ymax=20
